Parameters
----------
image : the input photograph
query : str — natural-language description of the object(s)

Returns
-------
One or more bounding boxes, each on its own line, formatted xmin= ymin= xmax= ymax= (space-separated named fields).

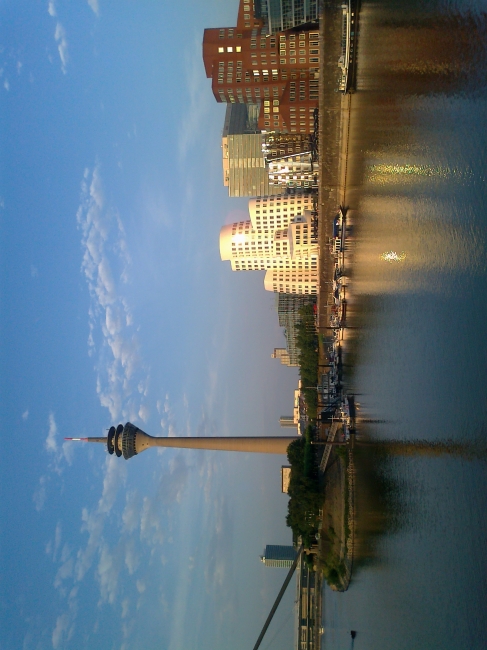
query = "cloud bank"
xmin=77 ymin=164 xmax=150 ymax=422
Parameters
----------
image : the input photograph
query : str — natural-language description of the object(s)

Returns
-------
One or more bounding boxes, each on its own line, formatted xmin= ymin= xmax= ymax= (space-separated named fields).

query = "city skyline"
xmin=0 ymin=2 xmax=300 ymax=649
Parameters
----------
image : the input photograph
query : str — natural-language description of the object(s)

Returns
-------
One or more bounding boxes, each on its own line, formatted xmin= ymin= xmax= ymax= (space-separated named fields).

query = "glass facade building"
xmin=255 ymin=0 xmax=319 ymax=35
xmin=260 ymin=544 xmax=298 ymax=567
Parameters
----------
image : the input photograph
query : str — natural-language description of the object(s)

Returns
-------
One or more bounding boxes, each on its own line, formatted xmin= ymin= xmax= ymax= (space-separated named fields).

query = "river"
xmin=322 ymin=0 xmax=487 ymax=648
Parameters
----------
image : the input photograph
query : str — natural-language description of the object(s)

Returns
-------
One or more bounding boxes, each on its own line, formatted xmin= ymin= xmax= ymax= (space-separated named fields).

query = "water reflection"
xmin=322 ymin=0 xmax=487 ymax=648
xmin=351 ymin=434 xmax=487 ymax=570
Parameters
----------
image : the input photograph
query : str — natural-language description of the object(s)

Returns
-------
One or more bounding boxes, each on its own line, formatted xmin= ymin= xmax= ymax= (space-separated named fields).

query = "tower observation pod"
xmin=65 ymin=423 xmax=299 ymax=460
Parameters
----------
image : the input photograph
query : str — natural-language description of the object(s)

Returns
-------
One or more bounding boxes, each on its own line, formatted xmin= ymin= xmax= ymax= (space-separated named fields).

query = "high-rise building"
xmin=222 ymin=104 xmax=282 ymax=196
xmin=255 ymin=0 xmax=319 ymax=35
xmin=219 ymin=199 xmax=319 ymax=294
xmin=262 ymin=131 xmax=312 ymax=162
xmin=222 ymin=103 xmax=260 ymax=136
xmin=272 ymin=348 xmax=294 ymax=366
xmin=276 ymin=293 xmax=316 ymax=364
xmin=279 ymin=415 xmax=296 ymax=427
xmin=202 ymin=0 xmax=319 ymax=134
xmin=268 ymin=153 xmax=318 ymax=191
xmin=260 ymin=544 xmax=298 ymax=567
xmin=219 ymin=217 xmax=318 ymax=275
xmin=248 ymin=193 xmax=313 ymax=231
xmin=264 ymin=268 xmax=318 ymax=295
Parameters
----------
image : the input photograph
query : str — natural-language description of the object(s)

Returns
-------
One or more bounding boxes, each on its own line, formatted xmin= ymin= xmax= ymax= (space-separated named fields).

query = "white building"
xmin=264 ymin=268 xmax=318 ymax=295
xmin=268 ymin=154 xmax=317 ymax=191
xmin=248 ymin=194 xmax=314 ymax=231
xmin=219 ymin=195 xmax=319 ymax=295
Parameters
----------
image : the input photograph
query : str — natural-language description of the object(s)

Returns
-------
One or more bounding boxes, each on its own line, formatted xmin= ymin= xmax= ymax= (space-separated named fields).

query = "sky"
xmin=0 ymin=2 xmax=300 ymax=649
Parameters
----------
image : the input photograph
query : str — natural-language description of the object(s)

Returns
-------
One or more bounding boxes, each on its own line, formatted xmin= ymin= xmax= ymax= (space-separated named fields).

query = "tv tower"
xmin=66 ymin=422 xmax=298 ymax=460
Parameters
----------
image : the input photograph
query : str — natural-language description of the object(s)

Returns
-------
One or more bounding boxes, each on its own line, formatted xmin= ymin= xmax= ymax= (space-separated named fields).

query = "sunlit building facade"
xmin=268 ymin=153 xmax=317 ymax=191
xmin=202 ymin=0 xmax=320 ymax=134
xmin=264 ymin=268 xmax=318 ymax=294
xmin=272 ymin=347 xmax=294 ymax=366
xmin=222 ymin=104 xmax=281 ymax=196
xmin=248 ymin=193 xmax=313 ymax=230
xmin=219 ymin=192 xmax=318 ymax=294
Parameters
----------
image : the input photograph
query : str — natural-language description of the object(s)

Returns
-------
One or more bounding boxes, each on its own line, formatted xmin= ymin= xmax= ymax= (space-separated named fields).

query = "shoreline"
xmin=312 ymin=1 xmax=357 ymax=632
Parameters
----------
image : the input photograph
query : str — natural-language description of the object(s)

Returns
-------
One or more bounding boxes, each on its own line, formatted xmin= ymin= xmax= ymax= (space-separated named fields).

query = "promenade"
xmin=311 ymin=4 xmax=356 ymax=645
xmin=317 ymin=1 xmax=352 ymax=348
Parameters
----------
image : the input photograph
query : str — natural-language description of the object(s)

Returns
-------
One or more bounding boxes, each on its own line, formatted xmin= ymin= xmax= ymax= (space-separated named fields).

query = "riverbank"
xmin=314 ymin=0 xmax=356 ymax=601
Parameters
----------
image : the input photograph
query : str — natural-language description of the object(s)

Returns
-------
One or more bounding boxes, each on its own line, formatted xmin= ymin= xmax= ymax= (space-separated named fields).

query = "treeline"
xmin=286 ymin=426 xmax=321 ymax=548
xmin=296 ymin=304 xmax=319 ymax=419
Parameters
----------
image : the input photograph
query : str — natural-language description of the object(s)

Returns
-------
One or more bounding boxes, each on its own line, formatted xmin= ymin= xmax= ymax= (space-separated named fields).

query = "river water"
xmin=322 ymin=1 xmax=487 ymax=648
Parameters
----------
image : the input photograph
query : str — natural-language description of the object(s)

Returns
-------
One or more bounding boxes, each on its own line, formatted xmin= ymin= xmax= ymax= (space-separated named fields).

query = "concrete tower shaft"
xmin=67 ymin=423 xmax=298 ymax=460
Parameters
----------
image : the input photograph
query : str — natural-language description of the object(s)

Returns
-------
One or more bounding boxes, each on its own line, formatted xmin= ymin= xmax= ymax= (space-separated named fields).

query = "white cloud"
xmin=97 ymin=544 xmax=120 ymax=604
xmin=122 ymin=490 xmax=141 ymax=533
xmin=75 ymin=455 xmax=126 ymax=582
xmin=47 ymin=2 xmax=68 ymax=74
xmin=54 ymin=555 xmax=74 ymax=589
xmin=138 ymin=403 xmax=150 ymax=423
xmin=45 ymin=412 xmax=58 ymax=453
xmin=136 ymin=579 xmax=146 ymax=594
xmin=51 ymin=586 xmax=78 ymax=649
xmin=22 ymin=409 xmax=29 ymax=420
xmin=54 ymin=521 xmax=63 ymax=559
xmin=4 ymin=79 xmax=9 ymax=91
xmin=54 ymin=23 xmax=68 ymax=74
xmin=87 ymin=0 xmax=100 ymax=16
xmin=44 ymin=412 xmax=73 ymax=473
xmin=52 ymin=613 xmax=70 ymax=649
xmin=77 ymin=164 xmax=149 ymax=423
xmin=124 ymin=538 xmax=139 ymax=574
xmin=33 ymin=475 xmax=47 ymax=511
xmin=121 ymin=598 xmax=130 ymax=619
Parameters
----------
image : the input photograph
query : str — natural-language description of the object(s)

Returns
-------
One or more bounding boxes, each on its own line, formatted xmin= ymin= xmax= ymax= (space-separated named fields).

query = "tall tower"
xmin=66 ymin=422 xmax=298 ymax=460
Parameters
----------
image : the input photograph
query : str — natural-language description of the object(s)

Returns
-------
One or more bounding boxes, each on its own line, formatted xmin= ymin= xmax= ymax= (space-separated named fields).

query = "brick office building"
xmin=202 ymin=0 xmax=319 ymax=135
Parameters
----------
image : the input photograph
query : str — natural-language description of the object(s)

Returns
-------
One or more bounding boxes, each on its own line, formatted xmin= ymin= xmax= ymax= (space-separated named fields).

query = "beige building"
xmin=272 ymin=347 xmax=293 ymax=366
xmin=264 ymin=268 xmax=318 ymax=295
xmin=281 ymin=466 xmax=292 ymax=493
xmin=223 ymin=133 xmax=281 ymax=197
xmin=248 ymin=194 xmax=314 ymax=231
xmin=219 ymin=198 xmax=319 ymax=295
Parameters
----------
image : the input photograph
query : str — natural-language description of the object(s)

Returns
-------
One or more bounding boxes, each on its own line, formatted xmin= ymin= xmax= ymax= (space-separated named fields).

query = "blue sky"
xmin=0 ymin=2 xmax=299 ymax=648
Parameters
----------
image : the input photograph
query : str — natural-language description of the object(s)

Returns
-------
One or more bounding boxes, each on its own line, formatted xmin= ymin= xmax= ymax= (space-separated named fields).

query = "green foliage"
xmin=296 ymin=305 xmax=319 ymax=419
xmin=326 ymin=568 xmax=340 ymax=586
xmin=304 ymin=553 xmax=315 ymax=570
xmin=286 ymin=427 xmax=321 ymax=544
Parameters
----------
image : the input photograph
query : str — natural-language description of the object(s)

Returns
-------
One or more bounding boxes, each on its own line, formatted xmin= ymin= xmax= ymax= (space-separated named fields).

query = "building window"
xmin=218 ymin=47 xmax=224 ymax=53
xmin=227 ymin=47 xmax=233 ymax=52
xmin=236 ymin=46 xmax=242 ymax=52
